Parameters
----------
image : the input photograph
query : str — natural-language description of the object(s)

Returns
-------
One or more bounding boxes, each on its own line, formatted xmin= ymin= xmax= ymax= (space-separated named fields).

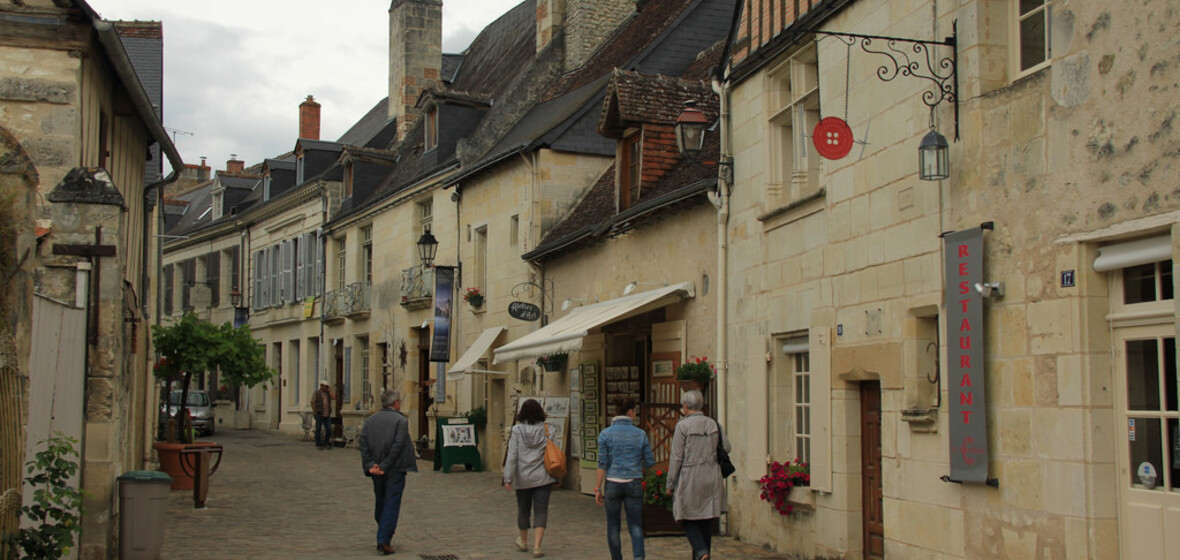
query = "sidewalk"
xmin=160 ymin=429 xmax=786 ymax=559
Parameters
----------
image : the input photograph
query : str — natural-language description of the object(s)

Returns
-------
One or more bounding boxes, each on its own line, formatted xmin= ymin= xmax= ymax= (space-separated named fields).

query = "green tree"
xmin=4 ymin=434 xmax=84 ymax=559
xmin=152 ymin=312 xmax=275 ymax=442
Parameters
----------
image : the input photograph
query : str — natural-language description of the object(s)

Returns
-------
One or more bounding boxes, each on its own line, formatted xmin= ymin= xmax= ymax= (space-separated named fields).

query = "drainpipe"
xmin=711 ymin=77 xmax=731 ymax=439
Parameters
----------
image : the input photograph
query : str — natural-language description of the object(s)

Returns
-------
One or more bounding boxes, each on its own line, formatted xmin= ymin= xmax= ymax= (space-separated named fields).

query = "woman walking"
xmin=665 ymin=389 xmax=729 ymax=560
xmin=503 ymin=399 xmax=558 ymax=557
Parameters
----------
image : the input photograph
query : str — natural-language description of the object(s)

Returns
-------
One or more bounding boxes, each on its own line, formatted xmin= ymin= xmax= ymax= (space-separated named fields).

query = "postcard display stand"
xmin=434 ymin=416 xmax=482 ymax=473
xmin=604 ymin=366 xmax=641 ymax=419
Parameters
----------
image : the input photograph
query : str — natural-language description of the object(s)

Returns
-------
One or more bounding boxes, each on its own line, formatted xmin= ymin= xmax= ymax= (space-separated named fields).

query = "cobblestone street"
xmin=160 ymin=429 xmax=786 ymax=559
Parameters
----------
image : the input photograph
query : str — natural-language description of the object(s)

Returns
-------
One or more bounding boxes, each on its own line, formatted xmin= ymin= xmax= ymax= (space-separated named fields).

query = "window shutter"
xmin=809 ymin=326 xmax=831 ymax=492
xmin=253 ymin=250 xmax=264 ymax=310
xmin=295 ymin=236 xmax=305 ymax=300
xmin=208 ymin=251 xmax=221 ymax=307
xmin=270 ymin=245 xmax=280 ymax=308
xmin=315 ymin=229 xmax=324 ymax=296
xmin=231 ymin=246 xmax=241 ymax=293
xmin=284 ymin=239 xmax=296 ymax=304
xmin=182 ymin=259 xmax=194 ymax=310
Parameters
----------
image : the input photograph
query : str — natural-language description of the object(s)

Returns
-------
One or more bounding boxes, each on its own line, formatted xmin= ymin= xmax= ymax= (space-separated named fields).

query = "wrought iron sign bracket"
xmin=811 ymin=21 xmax=958 ymax=140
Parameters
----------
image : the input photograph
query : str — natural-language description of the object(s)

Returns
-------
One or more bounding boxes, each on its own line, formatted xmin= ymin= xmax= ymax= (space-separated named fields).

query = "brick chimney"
xmin=388 ymin=0 xmax=442 ymax=142
xmin=536 ymin=0 xmax=566 ymax=54
xmin=226 ymin=156 xmax=244 ymax=174
xmin=299 ymin=95 xmax=321 ymax=140
xmin=565 ymin=0 xmax=635 ymax=69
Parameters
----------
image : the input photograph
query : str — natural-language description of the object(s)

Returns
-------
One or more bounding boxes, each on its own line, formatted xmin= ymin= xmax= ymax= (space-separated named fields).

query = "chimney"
xmin=565 ymin=0 xmax=635 ymax=69
xmin=226 ymin=155 xmax=244 ymax=174
xmin=388 ymin=0 xmax=442 ymax=142
xmin=536 ymin=0 xmax=566 ymax=54
xmin=299 ymin=95 xmax=321 ymax=140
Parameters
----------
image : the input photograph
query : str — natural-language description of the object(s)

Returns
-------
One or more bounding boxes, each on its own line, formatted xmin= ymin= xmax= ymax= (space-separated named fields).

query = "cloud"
xmin=94 ymin=0 xmax=523 ymax=173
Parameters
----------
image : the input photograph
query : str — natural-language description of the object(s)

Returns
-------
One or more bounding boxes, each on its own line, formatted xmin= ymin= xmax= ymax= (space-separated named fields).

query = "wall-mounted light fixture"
xmin=622 ymin=280 xmax=668 ymax=296
xmin=974 ymin=282 xmax=1005 ymax=299
xmin=561 ymin=297 xmax=596 ymax=311
xmin=674 ymin=100 xmax=709 ymax=154
xmin=416 ymin=226 xmax=439 ymax=268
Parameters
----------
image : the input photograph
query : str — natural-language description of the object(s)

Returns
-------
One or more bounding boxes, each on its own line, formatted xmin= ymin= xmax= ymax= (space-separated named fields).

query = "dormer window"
xmin=212 ymin=191 xmax=224 ymax=220
xmin=424 ymin=106 xmax=439 ymax=151
xmin=619 ymin=132 xmax=642 ymax=211
xmin=263 ymin=174 xmax=272 ymax=201
xmin=343 ymin=162 xmax=354 ymax=199
xmin=295 ymin=152 xmax=305 ymax=184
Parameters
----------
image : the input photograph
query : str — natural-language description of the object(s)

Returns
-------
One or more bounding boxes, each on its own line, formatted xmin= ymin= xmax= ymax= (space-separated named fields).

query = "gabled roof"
xmin=599 ymin=70 xmax=716 ymax=137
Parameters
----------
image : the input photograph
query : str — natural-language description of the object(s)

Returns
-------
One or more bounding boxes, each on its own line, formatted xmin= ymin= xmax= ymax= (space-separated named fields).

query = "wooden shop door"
xmin=860 ymin=381 xmax=884 ymax=560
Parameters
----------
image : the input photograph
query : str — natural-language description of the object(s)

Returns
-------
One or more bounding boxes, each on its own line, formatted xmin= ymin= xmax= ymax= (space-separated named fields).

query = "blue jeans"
xmin=372 ymin=471 xmax=406 ymax=545
xmin=314 ymin=414 xmax=332 ymax=447
xmin=604 ymin=480 xmax=644 ymax=560
xmin=681 ymin=518 xmax=713 ymax=560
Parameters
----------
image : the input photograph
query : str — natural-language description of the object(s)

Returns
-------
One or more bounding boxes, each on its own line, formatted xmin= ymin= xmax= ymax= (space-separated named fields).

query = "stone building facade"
xmin=718 ymin=0 xmax=1180 ymax=558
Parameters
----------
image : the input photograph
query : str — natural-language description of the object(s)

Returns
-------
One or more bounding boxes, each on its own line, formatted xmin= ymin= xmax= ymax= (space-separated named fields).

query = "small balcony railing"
xmin=322 ymin=282 xmax=371 ymax=320
xmin=400 ymin=265 xmax=434 ymax=310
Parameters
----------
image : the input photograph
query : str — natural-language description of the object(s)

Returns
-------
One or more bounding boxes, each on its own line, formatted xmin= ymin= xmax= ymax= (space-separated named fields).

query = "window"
xmin=619 ymin=133 xmax=642 ymax=210
xmin=291 ymin=339 xmax=301 ymax=407
xmin=163 ymin=264 xmax=174 ymax=315
xmin=269 ymin=244 xmax=281 ymax=308
xmin=181 ymin=258 xmax=195 ymax=311
xmin=361 ymin=226 xmax=373 ymax=286
xmin=263 ymin=175 xmax=272 ymax=201
xmin=227 ymin=246 xmax=240 ymax=298
xmin=418 ymin=199 xmax=433 ymax=236
xmin=771 ymin=334 xmax=811 ymax=463
xmin=1123 ymin=261 xmax=1173 ymax=305
xmin=295 ymin=153 xmax=305 ymax=185
xmin=343 ymin=163 xmax=354 ymax=199
xmin=359 ymin=337 xmax=372 ymax=408
xmin=212 ymin=191 xmax=223 ymax=220
xmin=474 ymin=225 xmax=487 ymax=299
xmin=206 ymin=251 xmax=221 ymax=307
xmin=510 ymin=214 xmax=519 ymax=246
xmin=336 ymin=236 xmax=347 ymax=289
xmin=767 ymin=46 xmax=820 ymax=203
xmin=424 ymin=106 xmax=439 ymax=151
xmin=1015 ymin=0 xmax=1051 ymax=74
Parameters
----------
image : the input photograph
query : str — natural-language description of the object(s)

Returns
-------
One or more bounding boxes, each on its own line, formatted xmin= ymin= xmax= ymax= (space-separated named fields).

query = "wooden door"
xmin=860 ymin=381 xmax=884 ymax=560
xmin=333 ymin=342 xmax=344 ymax=438
xmin=417 ymin=335 xmax=431 ymax=442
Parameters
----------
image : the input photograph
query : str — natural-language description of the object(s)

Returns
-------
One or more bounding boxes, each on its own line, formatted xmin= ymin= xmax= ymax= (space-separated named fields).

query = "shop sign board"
xmin=943 ymin=227 xmax=990 ymax=483
xmin=508 ymin=301 xmax=541 ymax=321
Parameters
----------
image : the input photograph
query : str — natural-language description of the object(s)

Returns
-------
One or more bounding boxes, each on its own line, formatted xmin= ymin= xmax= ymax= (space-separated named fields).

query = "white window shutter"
xmin=295 ymin=236 xmax=305 ymax=300
xmin=270 ymin=245 xmax=280 ymax=308
xmin=315 ymin=228 xmax=324 ymax=296
xmin=283 ymin=240 xmax=295 ymax=304
xmin=809 ymin=325 xmax=831 ymax=492
xmin=253 ymin=251 xmax=264 ymax=310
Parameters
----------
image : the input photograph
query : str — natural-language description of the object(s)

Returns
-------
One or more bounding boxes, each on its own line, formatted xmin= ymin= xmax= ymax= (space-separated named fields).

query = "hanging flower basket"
xmin=463 ymin=287 xmax=484 ymax=307
xmin=676 ymin=356 xmax=714 ymax=392
xmin=536 ymin=353 xmax=567 ymax=372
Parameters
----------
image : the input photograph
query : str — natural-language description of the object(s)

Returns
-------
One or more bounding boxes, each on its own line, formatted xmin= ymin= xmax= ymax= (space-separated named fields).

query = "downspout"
xmin=712 ymin=77 xmax=731 ymax=447
xmin=519 ymin=151 xmax=541 ymax=389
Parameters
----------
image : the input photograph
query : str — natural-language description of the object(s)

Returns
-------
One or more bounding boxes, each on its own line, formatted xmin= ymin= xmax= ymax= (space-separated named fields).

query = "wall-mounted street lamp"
xmin=416 ymin=226 xmax=439 ymax=268
xmin=674 ymin=100 xmax=709 ymax=154
xmin=919 ymin=129 xmax=950 ymax=181
xmin=229 ymin=287 xmax=243 ymax=308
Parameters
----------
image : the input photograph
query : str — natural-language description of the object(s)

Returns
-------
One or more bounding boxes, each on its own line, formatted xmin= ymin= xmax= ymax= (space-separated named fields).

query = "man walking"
xmin=359 ymin=389 xmax=418 ymax=555
xmin=595 ymin=398 xmax=656 ymax=560
xmin=311 ymin=379 xmax=335 ymax=449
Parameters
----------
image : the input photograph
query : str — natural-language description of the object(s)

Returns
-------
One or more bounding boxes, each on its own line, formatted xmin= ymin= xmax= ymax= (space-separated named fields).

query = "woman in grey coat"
xmin=503 ymin=399 xmax=558 ymax=558
xmin=665 ymin=389 xmax=729 ymax=560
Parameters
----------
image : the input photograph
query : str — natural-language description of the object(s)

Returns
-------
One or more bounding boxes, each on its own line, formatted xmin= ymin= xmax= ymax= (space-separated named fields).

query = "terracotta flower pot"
xmin=154 ymin=440 xmax=218 ymax=490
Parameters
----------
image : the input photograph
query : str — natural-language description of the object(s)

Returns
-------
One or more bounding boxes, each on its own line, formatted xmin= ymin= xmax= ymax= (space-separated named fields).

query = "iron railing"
xmin=400 ymin=265 xmax=433 ymax=307
xmin=323 ymin=282 xmax=371 ymax=319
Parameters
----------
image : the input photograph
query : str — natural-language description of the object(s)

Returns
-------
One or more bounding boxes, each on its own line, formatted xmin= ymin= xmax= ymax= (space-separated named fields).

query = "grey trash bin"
xmin=118 ymin=470 xmax=172 ymax=560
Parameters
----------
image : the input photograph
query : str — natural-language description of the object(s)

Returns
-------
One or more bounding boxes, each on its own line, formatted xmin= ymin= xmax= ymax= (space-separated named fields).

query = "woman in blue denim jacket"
xmin=595 ymin=398 xmax=656 ymax=560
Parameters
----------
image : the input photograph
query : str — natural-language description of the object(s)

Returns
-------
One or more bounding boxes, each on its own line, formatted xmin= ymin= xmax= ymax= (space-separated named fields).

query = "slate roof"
xmin=446 ymin=0 xmax=535 ymax=99
xmin=114 ymin=21 xmax=164 ymax=184
xmin=336 ymin=98 xmax=392 ymax=147
xmin=525 ymin=69 xmax=722 ymax=262
xmin=446 ymin=0 xmax=735 ymax=188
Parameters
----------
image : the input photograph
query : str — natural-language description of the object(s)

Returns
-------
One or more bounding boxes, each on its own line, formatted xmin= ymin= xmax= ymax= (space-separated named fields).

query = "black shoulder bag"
xmin=713 ymin=417 xmax=735 ymax=478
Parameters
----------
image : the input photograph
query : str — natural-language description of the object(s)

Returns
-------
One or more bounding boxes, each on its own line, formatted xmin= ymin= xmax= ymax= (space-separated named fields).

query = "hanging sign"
xmin=943 ymin=227 xmax=990 ymax=483
xmin=430 ymin=267 xmax=454 ymax=362
xmin=813 ymin=117 xmax=854 ymax=160
xmin=508 ymin=301 xmax=541 ymax=321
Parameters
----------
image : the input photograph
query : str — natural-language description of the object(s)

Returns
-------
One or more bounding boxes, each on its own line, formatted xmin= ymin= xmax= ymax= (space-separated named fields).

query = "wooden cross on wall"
xmin=52 ymin=226 xmax=116 ymax=345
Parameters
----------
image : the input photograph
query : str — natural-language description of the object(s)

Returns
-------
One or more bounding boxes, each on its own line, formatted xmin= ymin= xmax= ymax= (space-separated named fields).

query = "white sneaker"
xmin=515 ymin=536 xmax=528 ymax=552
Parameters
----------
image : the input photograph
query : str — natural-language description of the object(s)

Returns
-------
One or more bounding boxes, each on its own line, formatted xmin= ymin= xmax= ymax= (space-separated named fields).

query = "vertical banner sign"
xmin=943 ymin=227 xmax=990 ymax=483
xmin=430 ymin=266 xmax=454 ymax=363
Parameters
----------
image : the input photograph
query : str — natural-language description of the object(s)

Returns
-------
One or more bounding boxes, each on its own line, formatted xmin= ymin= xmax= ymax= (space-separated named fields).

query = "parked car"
xmin=161 ymin=389 xmax=217 ymax=436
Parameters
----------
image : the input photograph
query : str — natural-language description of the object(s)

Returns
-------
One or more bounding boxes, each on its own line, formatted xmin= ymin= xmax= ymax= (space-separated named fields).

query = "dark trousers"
xmin=604 ymin=480 xmax=645 ymax=560
xmin=681 ymin=518 xmax=714 ymax=560
xmin=372 ymin=471 xmax=407 ymax=545
xmin=314 ymin=414 xmax=332 ymax=447
xmin=515 ymin=484 xmax=552 ymax=529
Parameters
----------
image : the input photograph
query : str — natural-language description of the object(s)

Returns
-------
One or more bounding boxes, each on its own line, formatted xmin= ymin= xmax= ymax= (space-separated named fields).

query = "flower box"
xmin=641 ymin=503 xmax=682 ymax=536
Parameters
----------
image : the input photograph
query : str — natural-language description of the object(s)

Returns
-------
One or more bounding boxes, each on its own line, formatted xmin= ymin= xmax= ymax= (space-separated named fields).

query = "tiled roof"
xmin=447 ymin=0 xmax=536 ymax=98
xmin=336 ymin=98 xmax=392 ymax=147
xmin=600 ymin=69 xmax=716 ymax=136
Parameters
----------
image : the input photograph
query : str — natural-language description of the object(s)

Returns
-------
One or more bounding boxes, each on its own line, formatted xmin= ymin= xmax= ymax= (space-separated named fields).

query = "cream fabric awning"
xmin=446 ymin=326 xmax=506 ymax=380
xmin=493 ymin=282 xmax=695 ymax=364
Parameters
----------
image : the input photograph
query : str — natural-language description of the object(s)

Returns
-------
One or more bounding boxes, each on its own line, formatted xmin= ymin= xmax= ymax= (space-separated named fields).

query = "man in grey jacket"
xmin=359 ymin=390 xmax=418 ymax=555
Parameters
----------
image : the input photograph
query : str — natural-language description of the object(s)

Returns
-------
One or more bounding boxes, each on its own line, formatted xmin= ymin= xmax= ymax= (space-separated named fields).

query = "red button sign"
xmin=813 ymin=117 xmax=853 ymax=160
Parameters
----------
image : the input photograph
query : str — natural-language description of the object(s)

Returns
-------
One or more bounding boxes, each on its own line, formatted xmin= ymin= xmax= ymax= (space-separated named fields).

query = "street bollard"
xmin=178 ymin=444 xmax=223 ymax=508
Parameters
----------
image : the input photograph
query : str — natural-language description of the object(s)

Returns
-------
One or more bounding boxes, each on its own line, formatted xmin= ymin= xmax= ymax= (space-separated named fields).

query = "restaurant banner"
xmin=943 ymin=227 xmax=990 ymax=483
xmin=430 ymin=266 xmax=454 ymax=363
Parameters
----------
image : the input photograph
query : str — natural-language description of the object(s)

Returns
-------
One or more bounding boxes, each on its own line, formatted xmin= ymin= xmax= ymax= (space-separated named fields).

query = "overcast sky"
xmin=92 ymin=0 xmax=524 ymax=175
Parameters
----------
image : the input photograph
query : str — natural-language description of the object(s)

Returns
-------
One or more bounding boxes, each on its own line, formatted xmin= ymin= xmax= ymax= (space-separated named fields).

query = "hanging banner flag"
xmin=430 ymin=266 xmax=454 ymax=362
xmin=943 ymin=227 xmax=990 ymax=483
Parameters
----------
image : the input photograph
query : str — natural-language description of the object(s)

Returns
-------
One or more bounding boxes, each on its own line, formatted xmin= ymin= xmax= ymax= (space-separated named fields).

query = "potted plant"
xmin=461 ymin=406 xmax=487 ymax=430
xmin=536 ymin=352 xmax=567 ymax=372
xmin=151 ymin=312 xmax=276 ymax=488
xmin=463 ymin=287 xmax=484 ymax=307
xmin=758 ymin=458 xmax=811 ymax=515
xmin=641 ymin=468 xmax=682 ymax=535
xmin=676 ymin=356 xmax=714 ymax=392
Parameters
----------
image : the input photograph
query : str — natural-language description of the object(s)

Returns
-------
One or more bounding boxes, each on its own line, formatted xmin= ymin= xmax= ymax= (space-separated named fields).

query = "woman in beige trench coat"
xmin=665 ymin=389 xmax=729 ymax=560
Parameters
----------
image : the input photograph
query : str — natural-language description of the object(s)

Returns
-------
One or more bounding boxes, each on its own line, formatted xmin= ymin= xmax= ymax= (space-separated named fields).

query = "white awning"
xmin=493 ymin=282 xmax=695 ymax=364
xmin=446 ymin=326 xmax=507 ymax=380
xmin=1093 ymin=235 xmax=1172 ymax=272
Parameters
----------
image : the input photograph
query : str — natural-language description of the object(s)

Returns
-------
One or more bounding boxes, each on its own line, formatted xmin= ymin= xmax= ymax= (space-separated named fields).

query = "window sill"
xmin=758 ymin=187 xmax=825 ymax=230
